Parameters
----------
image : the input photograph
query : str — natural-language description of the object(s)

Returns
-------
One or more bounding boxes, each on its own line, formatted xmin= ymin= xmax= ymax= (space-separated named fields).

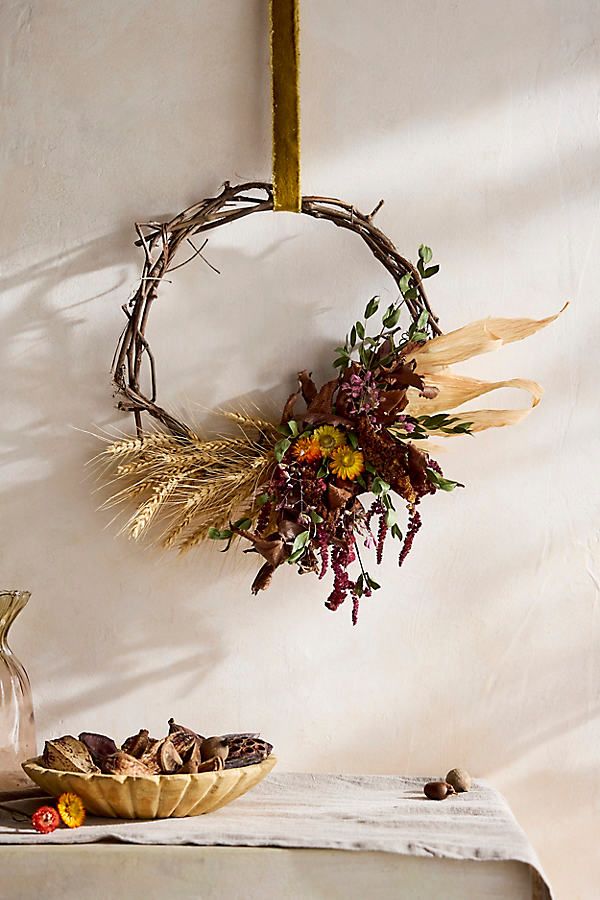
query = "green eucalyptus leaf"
xmin=424 ymin=264 xmax=440 ymax=278
xmin=364 ymin=296 xmax=380 ymax=318
xmin=383 ymin=306 xmax=401 ymax=329
xmin=418 ymin=244 xmax=433 ymax=264
xmin=291 ymin=530 xmax=310 ymax=554
xmin=274 ymin=438 xmax=292 ymax=462
xmin=399 ymin=273 xmax=412 ymax=293
xmin=426 ymin=467 xmax=464 ymax=491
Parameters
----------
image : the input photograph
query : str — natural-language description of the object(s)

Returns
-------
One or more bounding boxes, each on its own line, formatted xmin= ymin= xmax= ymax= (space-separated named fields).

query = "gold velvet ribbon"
xmin=270 ymin=0 xmax=300 ymax=211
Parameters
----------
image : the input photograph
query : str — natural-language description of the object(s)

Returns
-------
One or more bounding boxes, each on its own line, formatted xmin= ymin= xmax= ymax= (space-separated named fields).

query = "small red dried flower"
xmin=32 ymin=805 xmax=60 ymax=834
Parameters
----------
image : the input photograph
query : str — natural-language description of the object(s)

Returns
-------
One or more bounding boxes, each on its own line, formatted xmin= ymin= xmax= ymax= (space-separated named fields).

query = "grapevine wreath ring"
xmin=103 ymin=180 xmax=563 ymax=624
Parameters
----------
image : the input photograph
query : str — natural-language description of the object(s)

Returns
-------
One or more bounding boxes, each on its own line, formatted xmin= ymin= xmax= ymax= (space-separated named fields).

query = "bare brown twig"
xmin=113 ymin=181 xmax=442 ymax=436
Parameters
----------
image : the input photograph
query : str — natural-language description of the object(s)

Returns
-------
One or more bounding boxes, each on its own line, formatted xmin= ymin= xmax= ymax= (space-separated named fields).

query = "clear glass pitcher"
xmin=0 ymin=591 xmax=36 ymax=791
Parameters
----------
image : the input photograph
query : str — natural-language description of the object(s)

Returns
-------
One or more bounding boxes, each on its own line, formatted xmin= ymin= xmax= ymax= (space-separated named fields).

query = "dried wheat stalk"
xmin=97 ymin=419 xmax=276 ymax=552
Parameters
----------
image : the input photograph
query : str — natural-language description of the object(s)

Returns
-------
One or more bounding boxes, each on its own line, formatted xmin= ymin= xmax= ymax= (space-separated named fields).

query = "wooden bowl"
xmin=22 ymin=755 xmax=276 ymax=819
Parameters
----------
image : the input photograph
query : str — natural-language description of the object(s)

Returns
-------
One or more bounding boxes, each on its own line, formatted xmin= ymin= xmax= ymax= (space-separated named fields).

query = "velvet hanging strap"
xmin=270 ymin=0 xmax=301 ymax=211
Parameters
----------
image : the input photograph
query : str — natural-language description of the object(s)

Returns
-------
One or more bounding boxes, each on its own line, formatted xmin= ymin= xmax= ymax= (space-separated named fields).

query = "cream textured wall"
xmin=1 ymin=1 xmax=599 ymax=896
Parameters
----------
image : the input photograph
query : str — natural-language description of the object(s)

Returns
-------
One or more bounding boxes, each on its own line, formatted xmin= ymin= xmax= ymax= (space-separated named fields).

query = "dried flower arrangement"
xmin=98 ymin=182 xmax=565 ymax=624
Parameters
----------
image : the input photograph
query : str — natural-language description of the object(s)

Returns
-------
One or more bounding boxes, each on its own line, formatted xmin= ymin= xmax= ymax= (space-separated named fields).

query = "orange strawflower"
xmin=57 ymin=792 xmax=86 ymax=828
xmin=292 ymin=435 xmax=322 ymax=463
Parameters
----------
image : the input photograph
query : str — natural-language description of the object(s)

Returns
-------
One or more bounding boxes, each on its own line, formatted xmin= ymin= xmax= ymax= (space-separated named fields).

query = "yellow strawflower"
xmin=329 ymin=447 xmax=365 ymax=481
xmin=57 ymin=792 xmax=86 ymax=828
xmin=313 ymin=425 xmax=346 ymax=457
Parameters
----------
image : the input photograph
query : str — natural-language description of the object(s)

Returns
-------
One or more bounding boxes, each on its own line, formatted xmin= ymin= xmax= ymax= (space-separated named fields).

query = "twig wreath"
xmin=99 ymin=180 xmax=565 ymax=624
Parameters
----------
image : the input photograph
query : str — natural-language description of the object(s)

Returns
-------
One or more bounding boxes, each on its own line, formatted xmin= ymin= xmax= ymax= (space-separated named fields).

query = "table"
xmin=0 ymin=773 xmax=551 ymax=899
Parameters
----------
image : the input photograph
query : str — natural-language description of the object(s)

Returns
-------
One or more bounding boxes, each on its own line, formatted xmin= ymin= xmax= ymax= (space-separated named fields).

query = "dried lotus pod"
xmin=78 ymin=732 xmax=118 ymax=763
xmin=102 ymin=751 xmax=152 ymax=776
xmin=223 ymin=735 xmax=273 ymax=769
xmin=200 ymin=736 xmax=229 ymax=764
xmin=121 ymin=729 xmax=152 ymax=759
xmin=43 ymin=737 xmax=100 ymax=774
xmin=179 ymin=740 xmax=202 ymax=774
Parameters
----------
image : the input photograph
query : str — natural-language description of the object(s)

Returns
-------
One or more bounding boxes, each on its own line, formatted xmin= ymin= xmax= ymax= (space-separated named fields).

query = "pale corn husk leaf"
xmin=406 ymin=304 xmax=568 ymax=371
xmin=404 ymin=305 xmax=566 ymax=433
xmin=405 ymin=373 xmax=543 ymax=416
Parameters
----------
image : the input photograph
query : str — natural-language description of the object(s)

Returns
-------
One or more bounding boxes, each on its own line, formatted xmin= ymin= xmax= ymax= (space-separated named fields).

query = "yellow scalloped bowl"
xmin=22 ymin=755 xmax=277 ymax=819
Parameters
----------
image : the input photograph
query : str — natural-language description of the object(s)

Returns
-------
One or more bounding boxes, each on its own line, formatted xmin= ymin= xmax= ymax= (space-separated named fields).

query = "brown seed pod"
xmin=102 ymin=751 xmax=152 ymax=776
xmin=78 ymin=732 xmax=118 ymax=764
xmin=179 ymin=740 xmax=202 ymax=774
xmin=445 ymin=767 xmax=472 ymax=793
xmin=168 ymin=718 xmax=205 ymax=742
xmin=158 ymin=738 xmax=183 ymax=774
xmin=424 ymin=781 xmax=455 ymax=801
xmin=200 ymin=736 xmax=229 ymax=764
xmin=43 ymin=737 xmax=100 ymax=774
xmin=169 ymin=729 xmax=201 ymax=762
xmin=121 ymin=729 xmax=152 ymax=759
xmin=195 ymin=756 xmax=224 ymax=773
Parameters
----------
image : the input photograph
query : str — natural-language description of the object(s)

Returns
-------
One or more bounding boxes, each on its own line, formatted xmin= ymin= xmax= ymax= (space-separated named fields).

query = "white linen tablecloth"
xmin=0 ymin=773 xmax=552 ymax=898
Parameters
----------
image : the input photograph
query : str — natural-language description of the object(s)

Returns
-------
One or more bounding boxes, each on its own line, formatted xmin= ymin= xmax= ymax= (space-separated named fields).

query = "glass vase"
xmin=0 ymin=591 xmax=36 ymax=791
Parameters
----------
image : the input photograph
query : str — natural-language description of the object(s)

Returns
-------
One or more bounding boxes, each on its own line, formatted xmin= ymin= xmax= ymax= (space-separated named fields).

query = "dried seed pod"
xmin=78 ymin=732 xmax=118 ymax=764
xmin=158 ymin=738 xmax=183 ymax=774
xmin=200 ymin=736 xmax=229 ymax=764
xmin=195 ymin=756 xmax=224 ymax=773
xmin=179 ymin=740 xmax=202 ymax=774
xmin=102 ymin=751 xmax=152 ymax=776
xmin=169 ymin=729 xmax=200 ymax=762
xmin=43 ymin=737 xmax=100 ymax=774
xmin=168 ymin=718 xmax=205 ymax=742
xmin=224 ymin=735 xmax=273 ymax=769
xmin=139 ymin=736 xmax=182 ymax=774
xmin=445 ymin=767 xmax=472 ymax=793
xmin=121 ymin=729 xmax=151 ymax=759
xmin=424 ymin=781 xmax=455 ymax=801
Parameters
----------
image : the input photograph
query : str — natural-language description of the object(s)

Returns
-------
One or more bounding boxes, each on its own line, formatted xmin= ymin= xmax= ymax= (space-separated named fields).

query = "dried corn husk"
xmin=405 ymin=305 xmax=567 ymax=433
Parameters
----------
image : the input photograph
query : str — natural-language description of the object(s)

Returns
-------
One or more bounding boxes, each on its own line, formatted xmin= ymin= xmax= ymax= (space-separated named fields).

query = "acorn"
xmin=445 ymin=767 xmax=472 ymax=793
xmin=424 ymin=781 xmax=455 ymax=801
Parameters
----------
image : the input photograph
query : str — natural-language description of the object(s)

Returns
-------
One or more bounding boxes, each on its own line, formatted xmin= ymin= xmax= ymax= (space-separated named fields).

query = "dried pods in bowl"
xmin=40 ymin=722 xmax=273 ymax=775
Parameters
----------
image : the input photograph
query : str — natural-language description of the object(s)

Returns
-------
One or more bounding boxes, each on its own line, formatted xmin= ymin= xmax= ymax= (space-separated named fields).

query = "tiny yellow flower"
xmin=57 ymin=792 xmax=86 ymax=829
xmin=329 ymin=447 xmax=365 ymax=481
xmin=292 ymin=435 xmax=322 ymax=463
xmin=313 ymin=425 xmax=346 ymax=457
